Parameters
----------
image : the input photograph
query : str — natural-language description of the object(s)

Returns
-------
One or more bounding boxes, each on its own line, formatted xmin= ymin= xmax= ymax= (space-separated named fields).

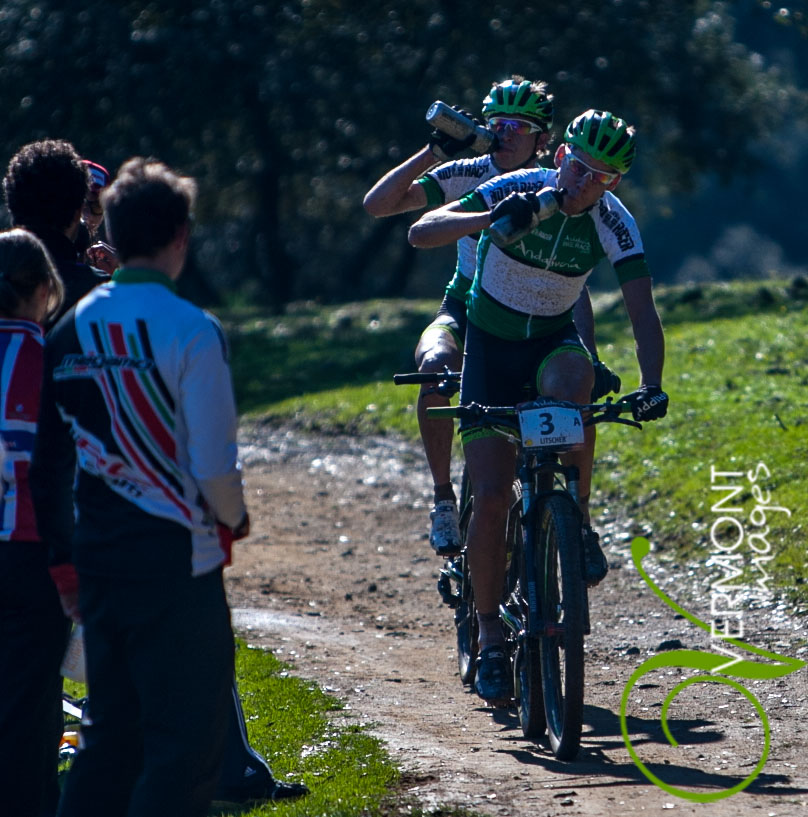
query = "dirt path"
xmin=225 ymin=426 xmax=808 ymax=816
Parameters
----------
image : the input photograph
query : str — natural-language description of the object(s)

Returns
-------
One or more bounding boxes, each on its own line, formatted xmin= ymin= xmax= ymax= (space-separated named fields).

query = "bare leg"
xmin=463 ymin=435 xmax=518 ymax=620
xmin=538 ymin=351 xmax=595 ymax=522
xmin=414 ymin=327 xmax=463 ymax=493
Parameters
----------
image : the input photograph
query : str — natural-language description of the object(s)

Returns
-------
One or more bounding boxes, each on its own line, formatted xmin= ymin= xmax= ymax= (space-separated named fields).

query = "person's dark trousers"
xmin=215 ymin=674 xmax=274 ymax=792
xmin=57 ymin=567 xmax=234 ymax=817
xmin=0 ymin=543 xmax=71 ymax=817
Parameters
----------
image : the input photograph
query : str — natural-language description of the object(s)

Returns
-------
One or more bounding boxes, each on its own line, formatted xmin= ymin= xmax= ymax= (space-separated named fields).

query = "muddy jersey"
xmin=417 ymin=154 xmax=512 ymax=302
xmin=459 ymin=166 xmax=649 ymax=340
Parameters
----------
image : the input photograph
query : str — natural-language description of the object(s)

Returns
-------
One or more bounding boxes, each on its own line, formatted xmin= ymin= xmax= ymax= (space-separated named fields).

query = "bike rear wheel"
xmin=537 ymin=494 xmax=585 ymax=760
xmin=455 ymin=467 xmax=478 ymax=685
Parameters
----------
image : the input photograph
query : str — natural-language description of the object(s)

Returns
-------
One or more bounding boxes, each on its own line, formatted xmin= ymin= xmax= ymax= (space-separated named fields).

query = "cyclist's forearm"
xmin=631 ymin=310 xmax=665 ymax=386
xmin=409 ymin=207 xmax=491 ymax=248
xmin=363 ymin=147 xmax=435 ymax=217
xmin=620 ymin=276 xmax=665 ymax=386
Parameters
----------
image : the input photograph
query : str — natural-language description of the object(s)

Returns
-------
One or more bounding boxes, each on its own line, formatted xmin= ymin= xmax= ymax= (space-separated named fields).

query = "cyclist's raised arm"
xmin=408 ymin=200 xmax=491 ymax=248
xmin=363 ymin=147 xmax=434 ymax=217
xmin=620 ymin=276 xmax=665 ymax=388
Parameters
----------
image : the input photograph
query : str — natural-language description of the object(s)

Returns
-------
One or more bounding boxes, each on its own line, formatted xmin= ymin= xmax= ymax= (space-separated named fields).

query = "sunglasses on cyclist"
xmin=488 ymin=117 xmax=543 ymax=136
xmin=563 ymin=145 xmax=620 ymax=185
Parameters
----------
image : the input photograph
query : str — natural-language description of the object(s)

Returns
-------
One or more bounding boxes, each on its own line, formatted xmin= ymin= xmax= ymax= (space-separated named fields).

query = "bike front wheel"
xmin=537 ymin=494 xmax=585 ymax=760
xmin=509 ymin=484 xmax=546 ymax=738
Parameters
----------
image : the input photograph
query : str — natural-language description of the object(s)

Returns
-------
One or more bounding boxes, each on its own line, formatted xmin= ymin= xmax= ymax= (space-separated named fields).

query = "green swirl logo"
xmin=620 ymin=536 xmax=806 ymax=802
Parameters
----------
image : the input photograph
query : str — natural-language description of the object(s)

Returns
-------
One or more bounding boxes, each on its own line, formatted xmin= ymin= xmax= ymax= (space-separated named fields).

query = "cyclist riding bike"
xmin=408 ymin=109 xmax=669 ymax=703
xmin=365 ymin=79 xmax=613 ymax=556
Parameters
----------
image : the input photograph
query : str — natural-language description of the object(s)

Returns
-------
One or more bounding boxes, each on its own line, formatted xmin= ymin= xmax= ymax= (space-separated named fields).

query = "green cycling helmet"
xmin=481 ymin=79 xmax=553 ymax=132
xmin=564 ymin=109 xmax=636 ymax=174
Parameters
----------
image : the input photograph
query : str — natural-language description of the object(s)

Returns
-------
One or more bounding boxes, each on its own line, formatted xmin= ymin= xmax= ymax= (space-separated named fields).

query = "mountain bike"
xmin=428 ymin=395 xmax=642 ymax=760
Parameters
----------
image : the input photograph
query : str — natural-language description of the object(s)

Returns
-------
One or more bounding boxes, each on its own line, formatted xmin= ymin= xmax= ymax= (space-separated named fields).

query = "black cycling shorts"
xmin=418 ymin=294 xmax=468 ymax=349
xmin=459 ymin=320 xmax=589 ymax=438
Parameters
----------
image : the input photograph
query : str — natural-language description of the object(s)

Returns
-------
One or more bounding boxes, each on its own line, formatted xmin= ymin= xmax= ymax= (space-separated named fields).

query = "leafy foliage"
xmin=0 ymin=1 xmax=806 ymax=306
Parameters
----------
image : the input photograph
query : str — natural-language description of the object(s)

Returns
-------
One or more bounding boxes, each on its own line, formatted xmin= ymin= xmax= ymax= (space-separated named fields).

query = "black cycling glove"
xmin=624 ymin=385 xmax=669 ymax=421
xmin=489 ymin=192 xmax=538 ymax=232
xmin=591 ymin=358 xmax=622 ymax=401
xmin=428 ymin=107 xmax=484 ymax=161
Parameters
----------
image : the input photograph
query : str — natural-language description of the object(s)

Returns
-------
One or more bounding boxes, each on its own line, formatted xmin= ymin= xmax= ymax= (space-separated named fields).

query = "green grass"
xmin=586 ymin=279 xmax=808 ymax=601
xmin=224 ymin=277 xmax=808 ymax=604
xmin=213 ymin=642 xmax=398 ymax=817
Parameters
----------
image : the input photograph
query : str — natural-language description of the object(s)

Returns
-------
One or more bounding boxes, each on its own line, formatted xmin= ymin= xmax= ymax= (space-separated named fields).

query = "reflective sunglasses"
xmin=488 ymin=117 xmax=543 ymax=135
xmin=563 ymin=145 xmax=620 ymax=185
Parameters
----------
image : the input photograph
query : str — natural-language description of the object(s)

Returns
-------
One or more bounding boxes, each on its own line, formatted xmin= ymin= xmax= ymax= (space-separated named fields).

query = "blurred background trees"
xmin=1 ymin=0 xmax=806 ymax=308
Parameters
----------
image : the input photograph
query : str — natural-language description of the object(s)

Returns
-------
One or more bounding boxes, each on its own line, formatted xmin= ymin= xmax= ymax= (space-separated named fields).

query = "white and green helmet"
xmin=564 ymin=109 xmax=637 ymax=174
xmin=481 ymin=79 xmax=554 ymax=132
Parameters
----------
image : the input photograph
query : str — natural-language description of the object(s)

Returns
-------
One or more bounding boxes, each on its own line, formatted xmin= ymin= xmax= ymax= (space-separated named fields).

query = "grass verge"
xmin=62 ymin=639 xmax=400 ymax=817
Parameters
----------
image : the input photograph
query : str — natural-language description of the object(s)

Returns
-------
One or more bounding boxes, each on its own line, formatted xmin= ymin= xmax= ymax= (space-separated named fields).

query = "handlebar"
xmin=393 ymin=368 xmax=461 ymax=397
xmin=428 ymin=397 xmax=643 ymax=430
xmin=392 ymin=370 xmax=461 ymax=386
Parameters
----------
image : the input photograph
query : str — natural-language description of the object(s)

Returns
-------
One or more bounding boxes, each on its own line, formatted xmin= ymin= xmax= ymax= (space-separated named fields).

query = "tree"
xmin=0 ymin=1 xmax=804 ymax=305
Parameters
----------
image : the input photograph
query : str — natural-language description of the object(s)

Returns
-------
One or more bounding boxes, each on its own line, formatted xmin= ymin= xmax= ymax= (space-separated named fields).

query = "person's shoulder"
xmin=166 ymin=299 xmax=225 ymax=341
xmin=596 ymin=189 xmax=634 ymax=218
xmin=478 ymin=166 xmax=554 ymax=191
xmin=428 ymin=154 xmax=494 ymax=180
xmin=0 ymin=318 xmax=44 ymax=342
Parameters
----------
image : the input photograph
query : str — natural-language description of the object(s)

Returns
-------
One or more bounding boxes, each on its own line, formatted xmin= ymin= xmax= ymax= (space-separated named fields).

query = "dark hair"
xmin=3 ymin=140 xmax=89 ymax=233
xmin=102 ymin=157 xmax=197 ymax=262
xmin=0 ymin=228 xmax=64 ymax=321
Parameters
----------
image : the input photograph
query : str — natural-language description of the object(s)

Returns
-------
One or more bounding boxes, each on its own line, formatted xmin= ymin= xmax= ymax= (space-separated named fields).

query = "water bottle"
xmin=488 ymin=188 xmax=566 ymax=247
xmin=425 ymin=101 xmax=497 ymax=155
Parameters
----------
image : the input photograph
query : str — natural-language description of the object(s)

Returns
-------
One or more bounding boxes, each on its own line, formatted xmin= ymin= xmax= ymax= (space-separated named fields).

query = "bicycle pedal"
xmin=436 ymin=572 xmax=461 ymax=608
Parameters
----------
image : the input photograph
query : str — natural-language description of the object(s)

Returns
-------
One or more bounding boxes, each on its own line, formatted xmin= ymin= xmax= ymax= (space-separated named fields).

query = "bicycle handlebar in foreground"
xmin=392 ymin=369 xmax=461 ymax=386
xmin=427 ymin=397 xmax=642 ymax=429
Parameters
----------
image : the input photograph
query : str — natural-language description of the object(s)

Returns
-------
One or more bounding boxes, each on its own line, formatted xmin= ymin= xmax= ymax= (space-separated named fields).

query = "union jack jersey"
xmin=0 ymin=319 xmax=44 ymax=542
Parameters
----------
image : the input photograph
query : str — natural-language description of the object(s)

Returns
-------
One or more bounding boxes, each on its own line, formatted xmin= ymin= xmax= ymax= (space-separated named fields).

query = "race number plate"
xmin=518 ymin=404 xmax=584 ymax=450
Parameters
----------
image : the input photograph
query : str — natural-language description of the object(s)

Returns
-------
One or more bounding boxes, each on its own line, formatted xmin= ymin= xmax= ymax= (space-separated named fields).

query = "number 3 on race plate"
xmin=518 ymin=405 xmax=585 ymax=450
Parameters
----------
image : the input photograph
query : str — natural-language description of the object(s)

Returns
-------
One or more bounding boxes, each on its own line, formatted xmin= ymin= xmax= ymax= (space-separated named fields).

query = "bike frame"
xmin=502 ymin=449 xmax=585 ymax=646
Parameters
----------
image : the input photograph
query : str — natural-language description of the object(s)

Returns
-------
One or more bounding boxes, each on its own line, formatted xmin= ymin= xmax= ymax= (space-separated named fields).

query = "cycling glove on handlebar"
xmin=624 ymin=385 xmax=669 ymax=421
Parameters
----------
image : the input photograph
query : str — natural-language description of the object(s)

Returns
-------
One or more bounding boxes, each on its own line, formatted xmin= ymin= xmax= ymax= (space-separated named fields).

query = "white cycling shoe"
xmin=429 ymin=500 xmax=461 ymax=556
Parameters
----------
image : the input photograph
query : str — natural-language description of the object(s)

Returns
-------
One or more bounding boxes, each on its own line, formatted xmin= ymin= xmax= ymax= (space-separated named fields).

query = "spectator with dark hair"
xmin=0 ymin=228 xmax=67 ymax=817
xmin=2 ymin=139 xmax=108 ymax=328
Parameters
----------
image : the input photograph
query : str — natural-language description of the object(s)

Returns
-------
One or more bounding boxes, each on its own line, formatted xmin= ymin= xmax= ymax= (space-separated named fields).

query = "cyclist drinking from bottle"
xmin=366 ymin=79 xmax=613 ymax=556
xmin=408 ymin=109 xmax=668 ymax=703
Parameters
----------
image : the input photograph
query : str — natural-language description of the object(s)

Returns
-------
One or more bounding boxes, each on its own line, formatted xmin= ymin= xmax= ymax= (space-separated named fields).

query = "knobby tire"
xmin=510 ymin=482 xmax=546 ymax=738
xmin=455 ymin=467 xmax=478 ymax=685
xmin=537 ymin=494 xmax=585 ymax=760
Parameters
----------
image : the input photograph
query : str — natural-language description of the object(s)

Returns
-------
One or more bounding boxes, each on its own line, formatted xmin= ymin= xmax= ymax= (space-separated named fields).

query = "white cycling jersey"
xmin=418 ymin=154 xmax=526 ymax=300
